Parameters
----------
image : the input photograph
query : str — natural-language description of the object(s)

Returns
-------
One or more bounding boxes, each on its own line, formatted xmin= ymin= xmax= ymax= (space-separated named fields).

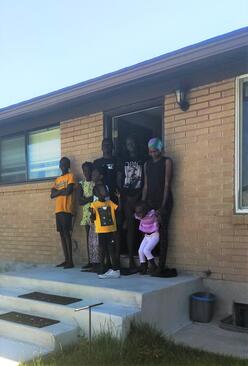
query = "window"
xmin=236 ymin=75 xmax=248 ymax=212
xmin=28 ymin=128 xmax=60 ymax=180
xmin=0 ymin=126 xmax=60 ymax=184
xmin=0 ymin=135 xmax=26 ymax=183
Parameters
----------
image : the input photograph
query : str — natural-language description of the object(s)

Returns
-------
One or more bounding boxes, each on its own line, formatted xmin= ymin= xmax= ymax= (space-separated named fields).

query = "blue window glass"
xmin=0 ymin=135 xmax=26 ymax=183
xmin=28 ymin=127 xmax=61 ymax=180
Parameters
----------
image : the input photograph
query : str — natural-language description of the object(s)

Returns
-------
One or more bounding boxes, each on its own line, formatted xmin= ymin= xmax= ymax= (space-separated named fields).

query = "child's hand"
xmin=89 ymin=208 xmax=96 ymax=222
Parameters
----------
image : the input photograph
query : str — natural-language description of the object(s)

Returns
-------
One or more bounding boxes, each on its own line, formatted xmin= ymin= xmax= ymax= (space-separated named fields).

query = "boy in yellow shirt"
xmin=90 ymin=183 xmax=120 ymax=279
xmin=51 ymin=157 xmax=75 ymax=269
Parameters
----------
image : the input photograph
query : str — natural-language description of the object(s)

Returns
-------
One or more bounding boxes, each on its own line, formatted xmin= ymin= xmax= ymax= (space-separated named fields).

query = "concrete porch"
xmin=0 ymin=266 xmax=201 ymax=365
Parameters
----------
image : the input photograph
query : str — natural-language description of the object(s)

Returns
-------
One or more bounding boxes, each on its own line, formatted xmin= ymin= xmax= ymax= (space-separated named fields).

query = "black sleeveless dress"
xmin=146 ymin=157 xmax=173 ymax=211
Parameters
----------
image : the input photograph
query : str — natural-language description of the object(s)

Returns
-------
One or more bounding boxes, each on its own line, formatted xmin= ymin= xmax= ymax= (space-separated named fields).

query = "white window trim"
xmin=235 ymin=74 xmax=248 ymax=213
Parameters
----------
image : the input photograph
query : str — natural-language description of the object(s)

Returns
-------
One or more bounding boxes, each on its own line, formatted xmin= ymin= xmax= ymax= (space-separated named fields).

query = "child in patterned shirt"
xmin=79 ymin=162 xmax=100 ymax=272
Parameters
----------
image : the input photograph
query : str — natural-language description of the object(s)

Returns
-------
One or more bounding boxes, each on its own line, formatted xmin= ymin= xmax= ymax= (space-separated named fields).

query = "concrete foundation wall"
xmin=203 ymin=278 xmax=248 ymax=317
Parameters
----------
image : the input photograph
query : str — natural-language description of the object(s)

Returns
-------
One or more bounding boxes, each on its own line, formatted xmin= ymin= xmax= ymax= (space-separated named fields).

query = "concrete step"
xmin=0 ymin=270 xmax=142 ymax=308
xmin=0 ymin=308 xmax=79 ymax=350
xmin=0 ymin=267 xmax=204 ymax=335
xmin=0 ymin=287 xmax=141 ymax=336
xmin=0 ymin=336 xmax=50 ymax=366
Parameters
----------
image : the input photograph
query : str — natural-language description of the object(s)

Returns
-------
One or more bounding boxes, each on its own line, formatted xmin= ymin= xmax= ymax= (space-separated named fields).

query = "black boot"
xmin=139 ymin=262 xmax=148 ymax=275
xmin=148 ymin=258 xmax=157 ymax=275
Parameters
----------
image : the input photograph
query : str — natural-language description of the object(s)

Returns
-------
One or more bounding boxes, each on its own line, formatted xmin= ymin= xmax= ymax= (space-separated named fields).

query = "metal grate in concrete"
xmin=19 ymin=291 xmax=82 ymax=305
xmin=0 ymin=311 xmax=60 ymax=328
xmin=220 ymin=315 xmax=248 ymax=334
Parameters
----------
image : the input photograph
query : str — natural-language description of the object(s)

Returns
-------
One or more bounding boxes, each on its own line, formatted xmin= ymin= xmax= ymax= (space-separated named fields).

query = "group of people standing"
xmin=51 ymin=136 xmax=174 ymax=279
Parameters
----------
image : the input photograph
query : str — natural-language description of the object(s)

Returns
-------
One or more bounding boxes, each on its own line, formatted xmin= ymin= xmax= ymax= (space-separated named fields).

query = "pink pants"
xmin=138 ymin=232 xmax=160 ymax=262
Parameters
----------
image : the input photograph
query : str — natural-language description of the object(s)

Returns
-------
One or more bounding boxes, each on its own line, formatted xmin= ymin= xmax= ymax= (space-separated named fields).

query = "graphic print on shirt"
xmin=98 ymin=206 xmax=114 ymax=226
xmin=55 ymin=180 xmax=67 ymax=189
xmin=106 ymin=163 xmax=114 ymax=170
xmin=124 ymin=161 xmax=142 ymax=189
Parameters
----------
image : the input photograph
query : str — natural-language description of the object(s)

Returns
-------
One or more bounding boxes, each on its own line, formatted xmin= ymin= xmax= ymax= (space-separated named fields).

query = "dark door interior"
xmin=111 ymin=106 xmax=163 ymax=255
xmin=112 ymin=106 xmax=163 ymax=159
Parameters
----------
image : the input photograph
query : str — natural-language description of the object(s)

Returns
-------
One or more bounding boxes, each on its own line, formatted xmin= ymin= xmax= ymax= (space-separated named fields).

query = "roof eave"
xmin=0 ymin=26 xmax=247 ymax=122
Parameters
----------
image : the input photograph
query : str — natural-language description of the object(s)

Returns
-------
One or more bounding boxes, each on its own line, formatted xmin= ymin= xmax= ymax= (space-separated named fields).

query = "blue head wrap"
xmin=148 ymin=138 xmax=163 ymax=152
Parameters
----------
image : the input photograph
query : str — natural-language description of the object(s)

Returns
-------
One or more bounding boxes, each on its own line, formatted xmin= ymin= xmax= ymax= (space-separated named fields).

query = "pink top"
xmin=135 ymin=209 xmax=159 ymax=234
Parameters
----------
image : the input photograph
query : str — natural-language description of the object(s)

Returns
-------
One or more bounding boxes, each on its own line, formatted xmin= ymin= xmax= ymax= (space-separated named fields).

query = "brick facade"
xmin=0 ymin=113 xmax=103 ymax=265
xmin=0 ymin=79 xmax=247 ymax=282
xmin=165 ymin=78 xmax=248 ymax=282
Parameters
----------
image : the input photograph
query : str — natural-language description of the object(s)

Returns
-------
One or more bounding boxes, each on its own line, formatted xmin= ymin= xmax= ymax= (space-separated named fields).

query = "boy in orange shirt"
xmin=51 ymin=157 xmax=75 ymax=269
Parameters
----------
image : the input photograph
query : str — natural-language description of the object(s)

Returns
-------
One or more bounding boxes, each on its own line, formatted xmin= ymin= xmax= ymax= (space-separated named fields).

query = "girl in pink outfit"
xmin=135 ymin=201 xmax=159 ymax=275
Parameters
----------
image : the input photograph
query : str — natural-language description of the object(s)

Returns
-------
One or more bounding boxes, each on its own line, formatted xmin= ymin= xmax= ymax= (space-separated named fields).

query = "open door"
xmin=111 ymin=106 xmax=163 ymax=255
xmin=112 ymin=106 xmax=163 ymax=159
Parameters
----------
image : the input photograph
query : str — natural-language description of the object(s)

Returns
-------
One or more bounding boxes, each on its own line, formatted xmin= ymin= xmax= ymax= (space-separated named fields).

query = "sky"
xmin=0 ymin=0 xmax=247 ymax=109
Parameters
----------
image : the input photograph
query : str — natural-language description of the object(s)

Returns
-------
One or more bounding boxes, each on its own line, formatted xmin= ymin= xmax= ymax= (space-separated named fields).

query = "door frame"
xmin=103 ymin=98 xmax=164 ymax=152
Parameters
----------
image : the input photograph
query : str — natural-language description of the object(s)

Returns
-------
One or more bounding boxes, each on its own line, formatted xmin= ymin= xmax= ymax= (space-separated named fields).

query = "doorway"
xmin=111 ymin=106 xmax=163 ymax=159
xmin=110 ymin=106 xmax=163 ymax=256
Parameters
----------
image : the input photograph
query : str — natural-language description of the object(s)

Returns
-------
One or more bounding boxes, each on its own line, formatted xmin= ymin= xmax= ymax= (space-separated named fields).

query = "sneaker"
xmin=108 ymin=269 xmax=120 ymax=279
xmin=98 ymin=269 xmax=120 ymax=279
xmin=98 ymin=268 xmax=113 ymax=279
xmin=56 ymin=261 xmax=66 ymax=267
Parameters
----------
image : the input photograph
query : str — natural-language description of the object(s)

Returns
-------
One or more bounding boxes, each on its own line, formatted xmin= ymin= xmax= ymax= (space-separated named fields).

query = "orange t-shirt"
xmin=53 ymin=173 xmax=75 ymax=213
xmin=90 ymin=200 xmax=118 ymax=233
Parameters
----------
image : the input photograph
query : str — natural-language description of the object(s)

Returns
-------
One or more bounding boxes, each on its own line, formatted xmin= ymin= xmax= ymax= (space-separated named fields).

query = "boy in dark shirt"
xmin=117 ymin=136 xmax=144 ymax=270
xmin=94 ymin=138 xmax=118 ymax=203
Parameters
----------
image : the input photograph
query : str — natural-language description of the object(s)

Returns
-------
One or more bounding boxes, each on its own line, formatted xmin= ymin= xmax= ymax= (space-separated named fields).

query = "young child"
xmin=135 ymin=201 xmax=159 ymax=275
xmin=51 ymin=157 xmax=75 ymax=269
xmin=90 ymin=182 xmax=120 ymax=279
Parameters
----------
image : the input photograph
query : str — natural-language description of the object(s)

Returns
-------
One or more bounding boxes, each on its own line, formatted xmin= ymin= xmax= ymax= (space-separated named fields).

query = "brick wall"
xmin=60 ymin=112 xmax=103 ymax=263
xmin=165 ymin=78 xmax=248 ymax=282
xmin=1 ymin=79 xmax=247 ymax=282
xmin=0 ymin=113 xmax=103 ymax=265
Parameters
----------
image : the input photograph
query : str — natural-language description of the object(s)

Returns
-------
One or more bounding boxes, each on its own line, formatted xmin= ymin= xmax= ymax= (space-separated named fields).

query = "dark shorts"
xmin=56 ymin=212 xmax=72 ymax=232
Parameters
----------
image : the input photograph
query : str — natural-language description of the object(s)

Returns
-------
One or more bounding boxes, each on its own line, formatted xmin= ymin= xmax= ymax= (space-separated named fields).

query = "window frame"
xmin=0 ymin=124 xmax=60 ymax=185
xmin=235 ymin=74 xmax=248 ymax=213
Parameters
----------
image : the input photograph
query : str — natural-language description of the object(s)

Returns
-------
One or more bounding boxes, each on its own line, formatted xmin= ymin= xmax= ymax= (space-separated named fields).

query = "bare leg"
xmin=64 ymin=230 xmax=74 ymax=268
xmin=55 ymin=231 xmax=69 ymax=267
xmin=81 ymin=225 xmax=92 ymax=269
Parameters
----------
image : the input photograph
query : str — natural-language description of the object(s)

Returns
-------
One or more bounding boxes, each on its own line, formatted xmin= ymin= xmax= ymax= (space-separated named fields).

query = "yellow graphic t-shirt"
xmin=53 ymin=173 xmax=75 ymax=213
xmin=90 ymin=200 xmax=118 ymax=233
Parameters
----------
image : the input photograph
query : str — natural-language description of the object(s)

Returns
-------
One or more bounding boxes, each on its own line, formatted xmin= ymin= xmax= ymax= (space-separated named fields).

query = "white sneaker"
xmin=108 ymin=269 xmax=120 ymax=279
xmin=98 ymin=268 xmax=112 ymax=279
xmin=98 ymin=269 xmax=120 ymax=279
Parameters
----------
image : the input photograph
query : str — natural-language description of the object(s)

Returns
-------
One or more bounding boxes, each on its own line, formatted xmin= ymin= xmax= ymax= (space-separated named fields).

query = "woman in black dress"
xmin=142 ymin=138 xmax=173 ymax=276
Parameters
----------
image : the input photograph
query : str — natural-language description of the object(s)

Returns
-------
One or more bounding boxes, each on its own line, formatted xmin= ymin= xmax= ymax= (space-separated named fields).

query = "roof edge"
xmin=0 ymin=26 xmax=247 ymax=121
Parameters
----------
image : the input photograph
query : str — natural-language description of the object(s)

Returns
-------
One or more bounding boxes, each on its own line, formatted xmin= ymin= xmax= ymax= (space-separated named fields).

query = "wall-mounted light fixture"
xmin=175 ymin=89 xmax=189 ymax=111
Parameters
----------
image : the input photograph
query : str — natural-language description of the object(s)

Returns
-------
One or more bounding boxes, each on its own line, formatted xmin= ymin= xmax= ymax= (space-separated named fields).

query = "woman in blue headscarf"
xmin=142 ymin=137 xmax=173 ymax=276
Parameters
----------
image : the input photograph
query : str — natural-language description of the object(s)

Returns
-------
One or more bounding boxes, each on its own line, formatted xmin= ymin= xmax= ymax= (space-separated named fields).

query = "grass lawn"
xmin=22 ymin=322 xmax=248 ymax=366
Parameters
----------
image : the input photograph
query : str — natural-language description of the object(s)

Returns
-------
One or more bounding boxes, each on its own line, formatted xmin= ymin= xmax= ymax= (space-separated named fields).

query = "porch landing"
xmin=173 ymin=321 xmax=248 ymax=359
xmin=0 ymin=266 xmax=202 ymax=365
